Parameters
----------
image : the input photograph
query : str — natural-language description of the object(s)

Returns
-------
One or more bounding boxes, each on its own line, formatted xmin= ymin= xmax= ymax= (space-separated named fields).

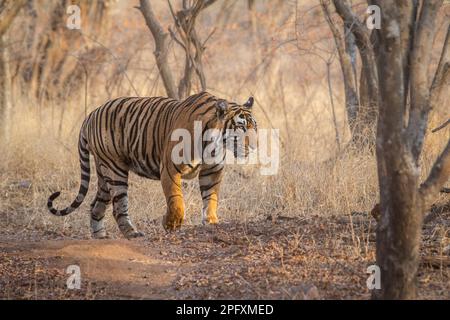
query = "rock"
xmin=304 ymin=285 xmax=320 ymax=300
xmin=287 ymin=284 xmax=320 ymax=300
xmin=444 ymin=245 xmax=450 ymax=256
xmin=9 ymin=180 xmax=32 ymax=189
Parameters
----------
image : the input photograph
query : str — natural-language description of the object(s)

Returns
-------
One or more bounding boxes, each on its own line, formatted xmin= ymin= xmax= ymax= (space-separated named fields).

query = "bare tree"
xmin=371 ymin=1 xmax=448 ymax=299
xmin=138 ymin=0 xmax=217 ymax=100
xmin=358 ymin=30 xmax=379 ymax=114
xmin=0 ymin=0 xmax=26 ymax=137
xmin=325 ymin=0 xmax=450 ymax=299
xmin=168 ymin=0 xmax=216 ymax=99
xmin=26 ymin=1 xmax=111 ymax=101
xmin=322 ymin=0 xmax=380 ymax=144
xmin=320 ymin=0 xmax=359 ymax=135
xmin=138 ymin=0 xmax=178 ymax=99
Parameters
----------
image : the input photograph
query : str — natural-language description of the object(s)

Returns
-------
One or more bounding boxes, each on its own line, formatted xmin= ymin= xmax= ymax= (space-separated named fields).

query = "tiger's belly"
xmin=128 ymin=159 xmax=201 ymax=181
xmin=128 ymin=158 xmax=161 ymax=180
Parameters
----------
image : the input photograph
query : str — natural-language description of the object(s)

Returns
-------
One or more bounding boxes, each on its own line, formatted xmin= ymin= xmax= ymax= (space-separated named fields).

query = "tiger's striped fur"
xmin=47 ymin=92 xmax=257 ymax=238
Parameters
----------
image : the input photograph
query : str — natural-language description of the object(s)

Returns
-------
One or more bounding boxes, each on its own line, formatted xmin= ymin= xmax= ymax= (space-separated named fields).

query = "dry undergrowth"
xmin=1 ymin=212 xmax=449 ymax=299
xmin=0 ymin=102 xmax=448 ymax=299
xmin=0 ymin=1 xmax=449 ymax=300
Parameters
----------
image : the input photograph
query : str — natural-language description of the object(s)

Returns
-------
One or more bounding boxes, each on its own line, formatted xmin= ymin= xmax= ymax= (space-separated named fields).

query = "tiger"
xmin=47 ymin=92 xmax=257 ymax=239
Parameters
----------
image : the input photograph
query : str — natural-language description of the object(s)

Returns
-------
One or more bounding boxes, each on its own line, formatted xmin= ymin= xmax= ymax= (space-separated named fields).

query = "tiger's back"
xmin=85 ymin=93 xmax=222 ymax=179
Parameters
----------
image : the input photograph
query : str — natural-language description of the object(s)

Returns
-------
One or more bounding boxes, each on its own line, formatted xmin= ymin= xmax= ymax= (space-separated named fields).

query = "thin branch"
xmin=432 ymin=119 xmax=450 ymax=133
xmin=168 ymin=27 xmax=186 ymax=50
xmin=202 ymin=27 xmax=217 ymax=47
xmin=430 ymin=25 xmax=450 ymax=108
xmin=419 ymin=139 xmax=450 ymax=208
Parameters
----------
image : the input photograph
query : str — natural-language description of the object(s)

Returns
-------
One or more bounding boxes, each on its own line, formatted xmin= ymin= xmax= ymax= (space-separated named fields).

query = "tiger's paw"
xmin=162 ymin=214 xmax=183 ymax=231
xmin=92 ymin=229 xmax=108 ymax=239
xmin=202 ymin=214 xmax=219 ymax=225
xmin=124 ymin=230 xmax=145 ymax=239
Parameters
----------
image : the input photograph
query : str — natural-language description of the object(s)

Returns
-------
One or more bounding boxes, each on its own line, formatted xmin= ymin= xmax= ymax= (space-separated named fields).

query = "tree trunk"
xmin=373 ymin=0 xmax=448 ymax=299
xmin=320 ymin=1 xmax=359 ymax=137
xmin=359 ymin=30 xmax=379 ymax=118
xmin=374 ymin=2 xmax=420 ymax=297
xmin=343 ymin=0 xmax=359 ymax=120
xmin=333 ymin=0 xmax=379 ymax=144
xmin=328 ymin=0 xmax=450 ymax=299
xmin=139 ymin=0 xmax=215 ymax=100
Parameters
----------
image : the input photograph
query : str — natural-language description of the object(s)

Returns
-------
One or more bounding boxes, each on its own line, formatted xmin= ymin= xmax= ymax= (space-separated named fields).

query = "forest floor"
xmin=1 ymin=208 xmax=449 ymax=300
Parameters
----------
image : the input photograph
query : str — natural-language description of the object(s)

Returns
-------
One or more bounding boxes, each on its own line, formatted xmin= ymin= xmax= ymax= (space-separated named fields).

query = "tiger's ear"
xmin=243 ymin=97 xmax=254 ymax=109
xmin=216 ymin=99 xmax=229 ymax=119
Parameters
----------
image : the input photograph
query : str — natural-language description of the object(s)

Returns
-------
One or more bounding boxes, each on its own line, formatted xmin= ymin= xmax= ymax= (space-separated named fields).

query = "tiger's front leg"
xmin=199 ymin=165 xmax=224 ymax=225
xmin=161 ymin=165 xmax=185 ymax=231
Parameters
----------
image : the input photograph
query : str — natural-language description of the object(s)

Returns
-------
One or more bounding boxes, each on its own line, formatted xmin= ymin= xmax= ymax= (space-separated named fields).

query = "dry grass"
xmin=1 ymin=94 xmax=447 ymax=239
xmin=0 ymin=0 xmax=449 ymax=299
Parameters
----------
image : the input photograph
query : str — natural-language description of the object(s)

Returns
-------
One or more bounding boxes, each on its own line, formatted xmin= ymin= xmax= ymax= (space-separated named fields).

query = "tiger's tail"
xmin=47 ymin=128 xmax=90 ymax=216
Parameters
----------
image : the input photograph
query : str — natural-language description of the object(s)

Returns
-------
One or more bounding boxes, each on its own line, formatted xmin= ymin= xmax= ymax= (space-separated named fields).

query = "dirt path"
xmin=1 ymin=214 xmax=449 ymax=299
xmin=0 ymin=239 xmax=180 ymax=299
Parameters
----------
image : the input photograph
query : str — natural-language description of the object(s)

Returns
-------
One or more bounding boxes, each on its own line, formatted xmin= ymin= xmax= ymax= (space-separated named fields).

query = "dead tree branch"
xmin=138 ymin=0 xmax=179 ymax=99
xmin=420 ymin=139 xmax=450 ymax=209
xmin=139 ymin=0 xmax=216 ymax=99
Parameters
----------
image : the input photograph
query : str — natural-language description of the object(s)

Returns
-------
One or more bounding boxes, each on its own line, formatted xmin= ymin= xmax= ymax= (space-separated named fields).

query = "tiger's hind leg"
xmin=101 ymin=162 xmax=144 ymax=239
xmin=90 ymin=173 xmax=111 ymax=239
xmin=90 ymin=188 xmax=111 ymax=239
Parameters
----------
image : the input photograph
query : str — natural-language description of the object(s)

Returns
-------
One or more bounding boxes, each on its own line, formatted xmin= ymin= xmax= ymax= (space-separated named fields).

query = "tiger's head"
xmin=215 ymin=97 xmax=258 ymax=158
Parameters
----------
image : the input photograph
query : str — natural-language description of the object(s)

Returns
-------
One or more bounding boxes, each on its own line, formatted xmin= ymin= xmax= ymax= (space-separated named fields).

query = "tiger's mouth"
xmin=224 ymin=126 xmax=257 ymax=159
xmin=232 ymin=133 xmax=257 ymax=159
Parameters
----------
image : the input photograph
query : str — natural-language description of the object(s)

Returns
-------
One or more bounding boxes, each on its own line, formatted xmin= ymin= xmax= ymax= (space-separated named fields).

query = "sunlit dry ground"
xmin=1 ymin=206 xmax=449 ymax=299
